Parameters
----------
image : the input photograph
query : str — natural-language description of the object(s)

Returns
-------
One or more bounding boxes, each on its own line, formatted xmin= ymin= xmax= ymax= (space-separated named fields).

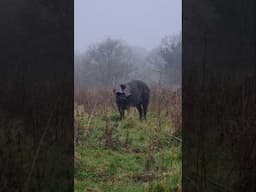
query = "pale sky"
xmin=75 ymin=0 xmax=181 ymax=53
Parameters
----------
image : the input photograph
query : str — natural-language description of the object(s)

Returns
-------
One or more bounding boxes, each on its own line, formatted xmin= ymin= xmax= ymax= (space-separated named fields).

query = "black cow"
xmin=113 ymin=80 xmax=150 ymax=120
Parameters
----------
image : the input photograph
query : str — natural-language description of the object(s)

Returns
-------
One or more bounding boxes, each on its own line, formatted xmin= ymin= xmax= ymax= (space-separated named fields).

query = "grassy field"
xmin=74 ymin=87 xmax=181 ymax=192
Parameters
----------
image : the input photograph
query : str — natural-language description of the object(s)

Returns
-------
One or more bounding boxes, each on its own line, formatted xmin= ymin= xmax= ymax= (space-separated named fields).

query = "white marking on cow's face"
xmin=123 ymin=84 xmax=131 ymax=97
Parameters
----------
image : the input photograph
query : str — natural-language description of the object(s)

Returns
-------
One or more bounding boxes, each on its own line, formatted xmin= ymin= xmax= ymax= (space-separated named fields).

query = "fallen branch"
xmin=169 ymin=134 xmax=182 ymax=143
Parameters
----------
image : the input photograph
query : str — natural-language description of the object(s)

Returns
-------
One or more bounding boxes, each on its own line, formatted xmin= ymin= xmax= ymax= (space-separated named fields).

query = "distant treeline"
xmin=75 ymin=34 xmax=181 ymax=93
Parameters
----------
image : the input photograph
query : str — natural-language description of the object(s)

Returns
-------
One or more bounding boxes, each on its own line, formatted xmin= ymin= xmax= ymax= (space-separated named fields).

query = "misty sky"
xmin=75 ymin=0 xmax=181 ymax=53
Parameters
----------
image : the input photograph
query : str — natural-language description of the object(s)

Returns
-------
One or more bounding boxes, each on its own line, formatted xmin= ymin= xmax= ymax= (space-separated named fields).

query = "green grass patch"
xmin=75 ymin=110 xmax=181 ymax=192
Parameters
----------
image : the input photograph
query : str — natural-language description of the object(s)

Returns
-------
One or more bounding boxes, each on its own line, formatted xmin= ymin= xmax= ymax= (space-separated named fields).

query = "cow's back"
xmin=127 ymin=80 xmax=150 ymax=106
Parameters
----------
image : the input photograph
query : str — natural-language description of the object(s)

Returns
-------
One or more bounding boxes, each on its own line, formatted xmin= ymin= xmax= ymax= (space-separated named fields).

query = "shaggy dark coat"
xmin=113 ymin=80 xmax=150 ymax=120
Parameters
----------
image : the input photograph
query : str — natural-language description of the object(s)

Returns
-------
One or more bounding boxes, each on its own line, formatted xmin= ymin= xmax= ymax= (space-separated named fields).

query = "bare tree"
xmin=159 ymin=34 xmax=182 ymax=86
xmin=78 ymin=38 xmax=136 ymax=88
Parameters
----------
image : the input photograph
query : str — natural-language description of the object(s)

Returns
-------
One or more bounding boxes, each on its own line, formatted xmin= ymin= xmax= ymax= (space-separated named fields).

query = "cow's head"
xmin=113 ymin=89 xmax=127 ymax=108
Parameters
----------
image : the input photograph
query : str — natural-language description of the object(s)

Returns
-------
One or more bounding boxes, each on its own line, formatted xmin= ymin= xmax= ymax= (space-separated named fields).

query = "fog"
xmin=75 ymin=0 xmax=181 ymax=53
xmin=75 ymin=0 xmax=181 ymax=90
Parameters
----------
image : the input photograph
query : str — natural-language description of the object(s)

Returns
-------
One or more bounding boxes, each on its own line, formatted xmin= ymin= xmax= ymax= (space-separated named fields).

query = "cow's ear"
xmin=120 ymin=84 xmax=126 ymax=90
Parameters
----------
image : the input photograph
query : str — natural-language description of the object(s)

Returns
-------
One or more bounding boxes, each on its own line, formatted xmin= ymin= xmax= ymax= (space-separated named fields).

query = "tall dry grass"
xmin=74 ymin=85 xmax=182 ymax=141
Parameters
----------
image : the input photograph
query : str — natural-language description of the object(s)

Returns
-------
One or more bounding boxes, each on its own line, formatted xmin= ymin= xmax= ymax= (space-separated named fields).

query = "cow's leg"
xmin=136 ymin=105 xmax=143 ymax=121
xmin=119 ymin=107 xmax=125 ymax=120
xmin=142 ymin=94 xmax=149 ymax=120
xmin=142 ymin=103 xmax=148 ymax=120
